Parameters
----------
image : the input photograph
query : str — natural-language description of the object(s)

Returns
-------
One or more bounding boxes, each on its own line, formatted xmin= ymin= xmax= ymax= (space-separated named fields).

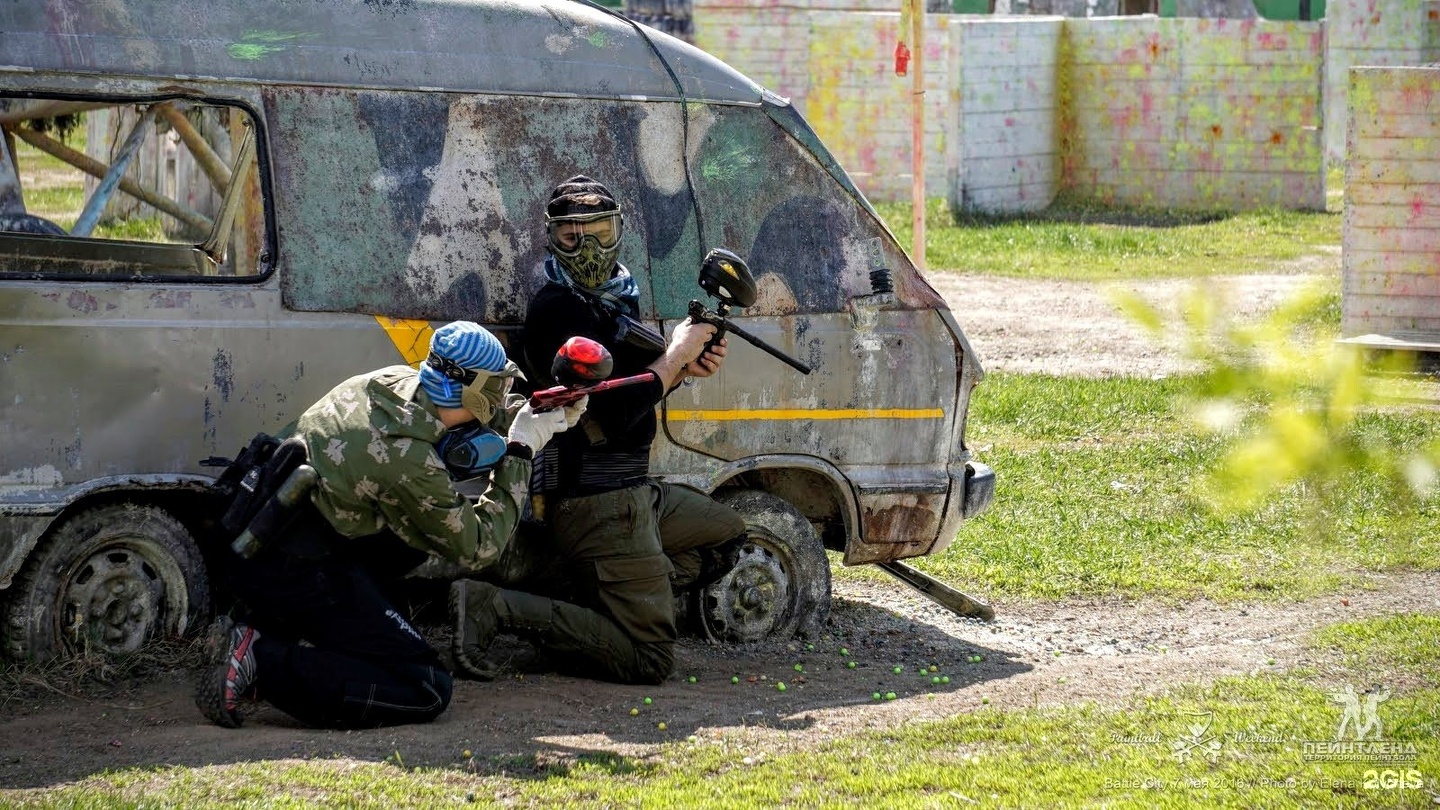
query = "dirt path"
xmin=1 ymin=570 xmax=1435 ymax=789
xmin=11 ymin=258 xmax=1435 ymax=793
xmin=926 ymin=268 xmax=1330 ymax=378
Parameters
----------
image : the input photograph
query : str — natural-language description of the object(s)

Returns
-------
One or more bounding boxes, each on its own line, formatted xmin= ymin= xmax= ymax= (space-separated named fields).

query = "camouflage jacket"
xmin=292 ymin=365 xmax=530 ymax=571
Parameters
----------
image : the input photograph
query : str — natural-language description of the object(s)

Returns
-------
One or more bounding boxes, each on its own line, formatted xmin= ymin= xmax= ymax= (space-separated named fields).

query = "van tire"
xmin=697 ymin=490 xmax=831 ymax=643
xmin=3 ymin=503 xmax=210 ymax=662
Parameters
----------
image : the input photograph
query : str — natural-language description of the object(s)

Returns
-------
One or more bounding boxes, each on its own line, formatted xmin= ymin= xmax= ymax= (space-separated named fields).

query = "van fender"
xmin=656 ymin=453 xmax=858 ymax=552
xmin=0 ymin=474 xmax=216 ymax=589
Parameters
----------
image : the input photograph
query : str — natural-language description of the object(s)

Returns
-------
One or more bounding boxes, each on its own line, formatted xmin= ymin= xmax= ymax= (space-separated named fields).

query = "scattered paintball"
xmin=657 ymin=722 xmax=667 ymax=731
xmin=806 ymin=643 xmax=815 ymax=651
xmin=884 ymin=692 xmax=897 ymax=701
xmin=872 ymin=692 xmax=882 ymax=701
xmin=687 ymin=735 xmax=698 ymax=744
xmin=941 ymin=676 xmax=950 ymax=684
xmin=793 ymin=663 xmax=804 ymax=672
xmin=687 ymin=676 xmax=698 ymax=684
xmin=931 ymin=676 xmax=941 ymax=685
xmin=629 ymin=708 xmax=639 ymax=716
xmin=731 ymin=676 xmax=740 ymax=684
xmin=840 ymin=648 xmax=850 ymax=657
xmin=643 ymin=697 xmax=653 ymax=705
xmin=462 ymin=750 xmax=472 ymax=759
xmin=982 ymin=697 xmax=990 ymax=704
xmin=776 ymin=682 xmax=787 ymax=692
xmin=892 ymin=666 xmax=903 ymax=674
xmin=847 ymin=661 xmax=857 ymax=669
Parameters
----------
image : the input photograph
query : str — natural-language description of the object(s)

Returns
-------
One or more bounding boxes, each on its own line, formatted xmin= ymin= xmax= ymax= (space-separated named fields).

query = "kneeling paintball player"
xmin=195 ymin=321 xmax=584 ymax=729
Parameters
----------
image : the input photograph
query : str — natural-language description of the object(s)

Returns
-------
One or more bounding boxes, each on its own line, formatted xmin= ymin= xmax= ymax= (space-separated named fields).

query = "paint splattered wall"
xmin=698 ymin=7 xmax=1332 ymax=210
xmin=1324 ymin=0 xmax=1440 ymax=163
xmin=1342 ymin=67 xmax=1440 ymax=338
xmin=1062 ymin=17 xmax=1325 ymax=209
xmin=807 ymin=12 xmax=953 ymax=200
xmin=953 ymin=17 xmax=1065 ymax=212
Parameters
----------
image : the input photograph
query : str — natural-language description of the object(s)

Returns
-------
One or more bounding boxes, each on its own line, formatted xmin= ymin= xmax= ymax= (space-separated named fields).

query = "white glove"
xmin=505 ymin=401 xmax=569 ymax=452
xmin=561 ymin=395 xmax=589 ymax=430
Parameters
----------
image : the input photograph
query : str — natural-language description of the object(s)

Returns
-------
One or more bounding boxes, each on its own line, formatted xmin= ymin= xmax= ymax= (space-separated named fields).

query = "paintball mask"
xmin=436 ymin=422 xmax=508 ymax=481
xmin=546 ymin=175 xmax=623 ymax=288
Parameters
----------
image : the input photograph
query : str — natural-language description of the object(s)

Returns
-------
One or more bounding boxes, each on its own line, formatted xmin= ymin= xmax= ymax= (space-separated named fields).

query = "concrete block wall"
xmin=696 ymin=4 xmax=1389 ymax=210
xmin=952 ymin=17 xmax=1065 ymax=212
xmin=1342 ymin=66 xmax=1440 ymax=338
xmin=1062 ymin=17 xmax=1326 ymax=209
xmin=1324 ymin=0 xmax=1440 ymax=163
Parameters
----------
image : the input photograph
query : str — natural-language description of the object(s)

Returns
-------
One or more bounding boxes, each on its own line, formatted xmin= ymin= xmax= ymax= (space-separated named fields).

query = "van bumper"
xmin=961 ymin=460 xmax=995 ymax=519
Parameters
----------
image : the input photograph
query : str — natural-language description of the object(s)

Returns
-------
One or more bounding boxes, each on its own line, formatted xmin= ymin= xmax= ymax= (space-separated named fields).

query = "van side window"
xmin=0 ymin=97 xmax=268 ymax=279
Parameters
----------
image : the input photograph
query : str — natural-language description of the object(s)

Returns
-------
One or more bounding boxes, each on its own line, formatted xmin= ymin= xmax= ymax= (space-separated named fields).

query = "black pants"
xmin=223 ymin=506 xmax=452 ymax=729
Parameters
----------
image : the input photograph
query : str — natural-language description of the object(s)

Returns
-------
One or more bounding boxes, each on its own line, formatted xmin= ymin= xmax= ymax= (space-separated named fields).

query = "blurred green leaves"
xmin=1112 ymin=281 xmax=1438 ymax=515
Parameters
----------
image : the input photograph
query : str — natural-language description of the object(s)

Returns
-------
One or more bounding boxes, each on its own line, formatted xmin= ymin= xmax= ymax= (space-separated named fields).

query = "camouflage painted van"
xmin=0 ymin=0 xmax=994 ymax=660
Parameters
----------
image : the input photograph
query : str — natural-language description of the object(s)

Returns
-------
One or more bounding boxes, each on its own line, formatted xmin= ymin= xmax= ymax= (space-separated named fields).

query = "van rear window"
xmin=0 ymin=97 xmax=268 ymax=280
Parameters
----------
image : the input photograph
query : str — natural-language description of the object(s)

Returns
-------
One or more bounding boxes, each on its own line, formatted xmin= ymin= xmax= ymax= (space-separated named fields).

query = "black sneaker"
xmin=196 ymin=616 xmax=260 ymax=728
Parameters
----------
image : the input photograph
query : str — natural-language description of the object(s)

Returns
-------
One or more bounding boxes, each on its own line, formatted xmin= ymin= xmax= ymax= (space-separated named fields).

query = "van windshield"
xmin=0 ymin=97 xmax=268 ymax=280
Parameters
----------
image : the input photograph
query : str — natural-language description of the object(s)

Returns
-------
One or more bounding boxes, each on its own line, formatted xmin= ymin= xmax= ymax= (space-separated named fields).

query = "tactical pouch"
xmin=216 ymin=434 xmax=311 ymax=556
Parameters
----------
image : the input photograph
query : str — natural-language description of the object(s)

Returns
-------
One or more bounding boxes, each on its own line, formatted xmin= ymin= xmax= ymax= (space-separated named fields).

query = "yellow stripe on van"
xmin=667 ymin=408 xmax=944 ymax=421
xmin=375 ymin=316 xmax=434 ymax=366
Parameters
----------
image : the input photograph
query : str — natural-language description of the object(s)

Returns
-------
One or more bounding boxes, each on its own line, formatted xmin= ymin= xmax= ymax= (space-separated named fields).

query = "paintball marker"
xmin=529 ymin=336 xmax=654 ymax=411
xmin=688 ymin=248 xmax=812 ymax=375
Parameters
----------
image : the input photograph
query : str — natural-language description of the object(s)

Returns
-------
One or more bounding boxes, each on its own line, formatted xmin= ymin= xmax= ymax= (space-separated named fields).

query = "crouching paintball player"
xmin=195 ymin=321 xmax=584 ymax=729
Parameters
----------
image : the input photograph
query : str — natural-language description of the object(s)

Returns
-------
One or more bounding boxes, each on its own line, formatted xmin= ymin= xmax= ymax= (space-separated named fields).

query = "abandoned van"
xmin=0 ymin=0 xmax=994 ymax=661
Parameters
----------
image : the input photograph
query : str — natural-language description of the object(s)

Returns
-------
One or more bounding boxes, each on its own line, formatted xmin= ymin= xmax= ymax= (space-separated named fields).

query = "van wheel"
xmin=3 ymin=503 xmax=210 ymax=662
xmin=698 ymin=490 xmax=831 ymax=644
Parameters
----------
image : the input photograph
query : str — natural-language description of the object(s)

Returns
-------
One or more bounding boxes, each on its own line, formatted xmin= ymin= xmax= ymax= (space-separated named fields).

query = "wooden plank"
xmin=1345 ymin=249 xmax=1440 ymax=276
xmin=1344 ymin=293 xmax=1440 ymax=319
xmin=1354 ymin=137 xmax=1440 ymax=162
xmin=1349 ymin=87 xmax=1440 ymax=117
xmin=1350 ymin=113 xmax=1440 ymax=140
xmin=1344 ymin=271 xmax=1440 ymax=298
xmin=1348 ymin=182 xmax=1440 ymax=205
xmin=1346 ymin=203 xmax=1440 ymax=230
xmin=1347 ymin=225 xmax=1440 ymax=254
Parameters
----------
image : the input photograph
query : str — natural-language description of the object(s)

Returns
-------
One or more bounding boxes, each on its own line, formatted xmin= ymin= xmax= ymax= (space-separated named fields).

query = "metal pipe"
xmin=155 ymin=103 xmax=232 ymax=193
xmin=71 ymin=106 xmax=160 ymax=237
xmin=8 ymin=122 xmax=213 ymax=232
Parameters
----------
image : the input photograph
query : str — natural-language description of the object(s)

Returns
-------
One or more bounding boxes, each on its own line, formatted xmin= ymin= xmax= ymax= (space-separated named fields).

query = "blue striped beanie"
xmin=418 ymin=321 xmax=508 ymax=407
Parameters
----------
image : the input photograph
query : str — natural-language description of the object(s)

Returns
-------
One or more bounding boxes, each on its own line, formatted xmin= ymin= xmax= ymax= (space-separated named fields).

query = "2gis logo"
xmin=1362 ymin=769 xmax=1424 ymax=791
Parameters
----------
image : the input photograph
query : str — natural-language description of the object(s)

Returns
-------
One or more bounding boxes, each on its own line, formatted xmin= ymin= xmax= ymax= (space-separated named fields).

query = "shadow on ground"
xmin=0 ymin=595 xmax=1028 ymax=789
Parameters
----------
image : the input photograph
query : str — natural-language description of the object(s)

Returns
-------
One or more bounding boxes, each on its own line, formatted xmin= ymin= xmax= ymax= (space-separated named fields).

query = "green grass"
xmin=12 ymin=138 xmax=170 ymax=242
xmin=875 ymin=191 xmax=1341 ymax=279
xmin=909 ymin=373 xmax=1440 ymax=602
xmin=7 ymin=614 xmax=1436 ymax=808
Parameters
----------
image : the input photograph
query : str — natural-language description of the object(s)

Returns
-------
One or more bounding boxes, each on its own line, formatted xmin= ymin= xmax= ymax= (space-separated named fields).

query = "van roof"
xmin=0 ymin=0 xmax=764 ymax=105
